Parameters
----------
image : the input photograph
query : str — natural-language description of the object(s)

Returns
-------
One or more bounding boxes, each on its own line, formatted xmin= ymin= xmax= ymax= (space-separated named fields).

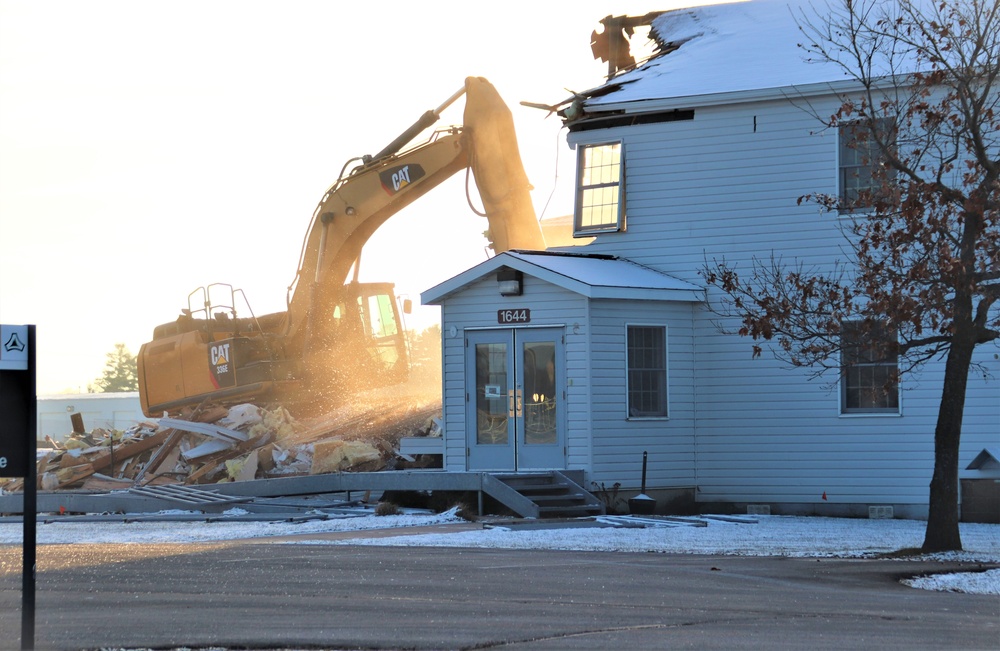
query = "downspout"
xmin=692 ymin=289 xmax=706 ymax=501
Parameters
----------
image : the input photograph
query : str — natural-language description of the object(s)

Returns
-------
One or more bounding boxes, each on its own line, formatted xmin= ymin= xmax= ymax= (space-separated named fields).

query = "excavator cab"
xmin=308 ymin=281 xmax=410 ymax=397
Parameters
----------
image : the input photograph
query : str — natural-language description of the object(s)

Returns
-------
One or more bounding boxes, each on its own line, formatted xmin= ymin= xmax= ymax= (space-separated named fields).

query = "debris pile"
xmin=1 ymin=396 xmax=442 ymax=493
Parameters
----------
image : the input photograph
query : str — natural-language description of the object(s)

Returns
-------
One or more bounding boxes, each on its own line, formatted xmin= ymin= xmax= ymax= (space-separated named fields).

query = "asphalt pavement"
xmin=0 ymin=527 xmax=997 ymax=650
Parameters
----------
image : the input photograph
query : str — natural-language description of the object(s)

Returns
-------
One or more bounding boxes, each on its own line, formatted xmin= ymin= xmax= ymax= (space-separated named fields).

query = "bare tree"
xmin=702 ymin=0 xmax=1000 ymax=552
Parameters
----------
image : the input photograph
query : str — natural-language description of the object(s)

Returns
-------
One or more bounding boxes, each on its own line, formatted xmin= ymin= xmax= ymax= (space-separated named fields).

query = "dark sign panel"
xmin=209 ymin=339 xmax=236 ymax=389
xmin=0 ymin=372 xmax=30 ymax=477
xmin=0 ymin=324 xmax=33 ymax=478
xmin=497 ymin=308 xmax=531 ymax=325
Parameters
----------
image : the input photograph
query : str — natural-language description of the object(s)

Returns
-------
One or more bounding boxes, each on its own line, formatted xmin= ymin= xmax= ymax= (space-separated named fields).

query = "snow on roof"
xmin=508 ymin=250 xmax=702 ymax=294
xmin=422 ymin=250 xmax=703 ymax=304
xmin=583 ymin=0 xmax=853 ymax=110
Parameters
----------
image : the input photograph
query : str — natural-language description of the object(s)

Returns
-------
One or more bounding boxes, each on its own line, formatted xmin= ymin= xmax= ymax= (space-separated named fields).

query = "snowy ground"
xmin=1 ymin=510 xmax=997 ymax=595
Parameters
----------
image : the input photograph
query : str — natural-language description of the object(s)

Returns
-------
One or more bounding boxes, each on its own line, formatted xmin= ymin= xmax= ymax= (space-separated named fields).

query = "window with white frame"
xmin=575 ymin=142 xmax=624 ymax=234
xmin=627 ymin=325 xmax=667 ymax=418
xmin=838 ymin=118 xmax=894 ymax=213
xmin=841 ymin=320 xmax=899 ymax=414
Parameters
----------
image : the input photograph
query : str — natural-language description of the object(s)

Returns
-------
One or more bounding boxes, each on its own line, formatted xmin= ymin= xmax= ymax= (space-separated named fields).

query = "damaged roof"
xmin=575 ymin=0 xmax=855 ymax=113
xmin=422 ymin=250 xmax=704 ymax=304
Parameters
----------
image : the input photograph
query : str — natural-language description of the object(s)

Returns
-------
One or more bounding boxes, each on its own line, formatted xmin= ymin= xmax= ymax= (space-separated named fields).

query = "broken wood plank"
xmin=56 ymin=463 xmax=96 ymax=488
xmin=121 ymin=453 xmax=145 ymax=479
xmin=185 ymin=433 xmax=270 ymax=484
xmin=146 ymin=474 xmax=184 ymax=486
xmin=59 ymin=451 xmax=86 ymax=469
xmin=86 ymin=430 xmax=173 ymax=474
xmin=82 ymin=474 xmax=134 ymax=491
xmin=133 ymin=428 xmax=184 ymax=485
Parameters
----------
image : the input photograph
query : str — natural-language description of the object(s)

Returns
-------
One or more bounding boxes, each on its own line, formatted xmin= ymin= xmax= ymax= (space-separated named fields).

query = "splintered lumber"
xmin=87 ymin=429 xmax=173 ymax=474
xmin=7 ymin=391 xmax=443 ymax=493
xmin=121 ymin=453 xmax=145 ymax=479
xmin=82 ymin=474 xmax=134 ymax=491
xmin=185 ymin=432 xmax=271 ymax=484
xmin=133 ymin=428 xmax=183 ymax=485
xmin=59 ymin=451 xmax=86 ymax=469
xmin=56 ymin=463 xmax=96 ymax=489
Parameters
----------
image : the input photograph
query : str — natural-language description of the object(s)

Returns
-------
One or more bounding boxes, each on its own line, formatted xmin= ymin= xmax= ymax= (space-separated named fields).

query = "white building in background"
xmin=37 ymin=392 xmax=147 ymax=442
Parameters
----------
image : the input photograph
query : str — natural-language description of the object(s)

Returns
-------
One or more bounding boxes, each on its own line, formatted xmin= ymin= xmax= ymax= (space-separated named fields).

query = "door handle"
xmin=508 ymin=390 xmax=515 ymax=417
xmin=516 ymin=389 xmax=523 ymax=417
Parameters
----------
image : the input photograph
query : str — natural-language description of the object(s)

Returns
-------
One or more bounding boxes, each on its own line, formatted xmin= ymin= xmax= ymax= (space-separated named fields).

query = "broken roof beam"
xmin=591 ymin=12 xmax=665 ymax=77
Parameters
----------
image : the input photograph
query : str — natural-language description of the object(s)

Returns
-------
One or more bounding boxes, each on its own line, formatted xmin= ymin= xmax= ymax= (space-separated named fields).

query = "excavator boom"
xmin=138 ymin=77 xmax=544 ymax=417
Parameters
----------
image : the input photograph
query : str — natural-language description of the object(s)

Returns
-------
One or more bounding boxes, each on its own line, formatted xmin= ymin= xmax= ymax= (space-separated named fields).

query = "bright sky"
xmin=0 ymin=1 xmax=707 ymax=394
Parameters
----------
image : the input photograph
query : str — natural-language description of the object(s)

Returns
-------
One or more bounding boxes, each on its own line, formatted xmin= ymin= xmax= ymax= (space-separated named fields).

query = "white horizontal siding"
xmin=586 ymin=299 xmax=697 ymax=490
xmin=565 ymin=99 xmax=844 ymax=287
xmin=562 ymin=94 xmax=1000 ymax=507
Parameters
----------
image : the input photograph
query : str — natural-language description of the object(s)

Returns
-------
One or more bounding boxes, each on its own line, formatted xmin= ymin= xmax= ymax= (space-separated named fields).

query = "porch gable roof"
xmin=421 ymin=250 xmax=704 ymax=304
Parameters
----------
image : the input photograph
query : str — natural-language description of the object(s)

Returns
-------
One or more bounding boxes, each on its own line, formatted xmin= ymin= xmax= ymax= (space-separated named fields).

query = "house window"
xmin=838 ymin=119 xmax=894 ymax=212
xmin=841 ymin=320 xmax=899 ymax=414
xmin=575 ymin=142 xmax=624 ymax=234
xmin=627 ymin=325 xmax=667 ymax=418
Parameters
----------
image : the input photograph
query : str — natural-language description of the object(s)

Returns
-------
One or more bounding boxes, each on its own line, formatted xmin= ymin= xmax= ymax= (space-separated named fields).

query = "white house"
xmin=423 ymin=0 xmax=999 ymax=520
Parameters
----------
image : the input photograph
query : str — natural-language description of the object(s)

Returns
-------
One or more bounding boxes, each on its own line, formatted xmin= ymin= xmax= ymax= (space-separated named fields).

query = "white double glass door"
xmin=466 ymin=328 xmax=564 ymax=471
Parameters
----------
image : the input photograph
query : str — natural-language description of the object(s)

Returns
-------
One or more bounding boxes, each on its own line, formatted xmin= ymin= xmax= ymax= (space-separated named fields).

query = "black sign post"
xmin=0 ymin=324 xmax=37 ymax=650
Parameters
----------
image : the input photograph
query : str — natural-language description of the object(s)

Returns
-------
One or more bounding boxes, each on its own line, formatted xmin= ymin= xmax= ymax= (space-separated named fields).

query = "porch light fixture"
xmin=497 ymin=268 xmax=523 ymax=296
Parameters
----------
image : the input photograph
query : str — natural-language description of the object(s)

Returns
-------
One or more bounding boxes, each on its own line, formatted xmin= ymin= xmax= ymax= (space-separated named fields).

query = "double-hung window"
xmin=838 ymin=118 xmax=894 ymax=213
xmin=575 ymin=142 xmax=624 ymax=234
xmin=841 ymin=320 xmax=899 ymax=414
xmin=627 ymin=325 xmax=667 ymax=418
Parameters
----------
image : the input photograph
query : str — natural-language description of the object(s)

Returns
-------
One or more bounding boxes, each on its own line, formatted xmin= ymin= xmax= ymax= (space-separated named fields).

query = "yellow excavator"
xmin=137 ymin=77 xmax=545 ymax=417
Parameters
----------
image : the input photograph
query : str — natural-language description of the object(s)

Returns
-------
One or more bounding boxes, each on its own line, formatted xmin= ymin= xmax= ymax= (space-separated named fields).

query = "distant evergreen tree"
xmin=94 ymin=343 xmax=138 ymax=392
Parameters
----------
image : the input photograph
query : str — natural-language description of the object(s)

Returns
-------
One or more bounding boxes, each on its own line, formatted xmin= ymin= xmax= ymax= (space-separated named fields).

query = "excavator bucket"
xmin=464 ymin=76 xmax=546 ymax=253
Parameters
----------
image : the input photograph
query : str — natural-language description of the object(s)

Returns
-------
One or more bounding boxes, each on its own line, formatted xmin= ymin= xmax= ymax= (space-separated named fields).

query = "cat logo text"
xmin=379 ymin=163 xmax=426 ymax=195
xmin=211 ymin=343 xmax=231 ymax=374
